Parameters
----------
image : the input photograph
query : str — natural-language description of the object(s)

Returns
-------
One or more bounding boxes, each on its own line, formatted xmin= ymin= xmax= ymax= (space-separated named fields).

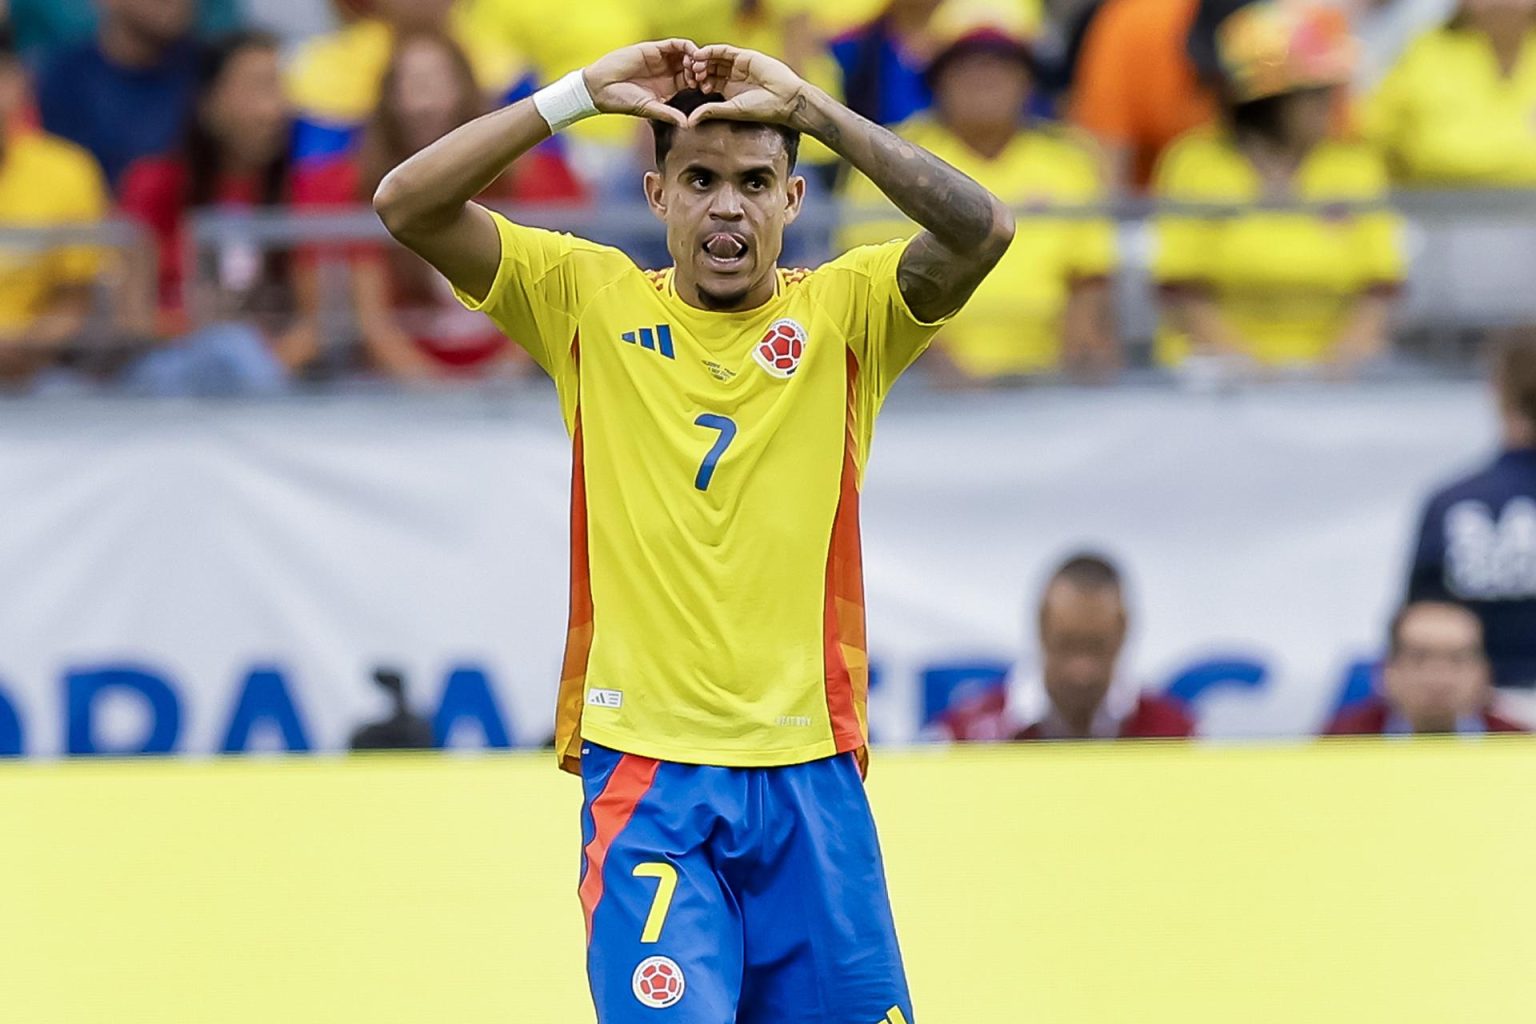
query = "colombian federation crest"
xmin=632 ymin=956 xmax=686 ymax=1008
xmin=753 ymin=318 xmax=808 ymax=379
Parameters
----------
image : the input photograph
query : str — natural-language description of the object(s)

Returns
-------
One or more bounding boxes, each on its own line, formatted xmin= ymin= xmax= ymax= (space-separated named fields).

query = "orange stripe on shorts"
xmin=579 ymin=754 xmax=661 ymax=943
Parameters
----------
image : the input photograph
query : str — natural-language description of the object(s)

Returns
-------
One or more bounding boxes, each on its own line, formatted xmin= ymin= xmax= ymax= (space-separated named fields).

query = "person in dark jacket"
xmin=1407 ymin=330 xmax=1536 ymax=689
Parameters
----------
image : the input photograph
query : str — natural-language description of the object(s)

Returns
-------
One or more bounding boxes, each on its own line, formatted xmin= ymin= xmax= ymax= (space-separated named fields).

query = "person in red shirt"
xmin=118 ymin=30 xmax=317 ymax=393
xmin=936 ymin=553 xmax=1196 ymax=741
xmin=292 ymin=30 xmax=586 ymax=381
xmin=1326 ymin=602 xmax=1528 ymax=736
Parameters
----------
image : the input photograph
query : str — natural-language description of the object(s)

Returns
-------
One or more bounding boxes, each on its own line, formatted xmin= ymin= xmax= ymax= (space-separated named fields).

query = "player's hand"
xmin=684 ymin=45 xmax=811 ymax=129
xmin=583 ymin=39 xmax=699 ymax=127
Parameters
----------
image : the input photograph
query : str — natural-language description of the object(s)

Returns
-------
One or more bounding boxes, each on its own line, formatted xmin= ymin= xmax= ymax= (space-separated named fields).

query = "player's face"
xmin=1383 ymin=605 xmax=1490 ymax=732
xmin=1039 ymin=583 xmax=1126 ymax=724
xmin=645 ymin=123 xmax=805 ymax=312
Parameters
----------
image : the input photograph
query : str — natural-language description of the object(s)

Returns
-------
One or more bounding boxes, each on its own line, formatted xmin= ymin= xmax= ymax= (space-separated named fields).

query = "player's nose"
xmin=708 ymin=184 xmax=746 ymax=220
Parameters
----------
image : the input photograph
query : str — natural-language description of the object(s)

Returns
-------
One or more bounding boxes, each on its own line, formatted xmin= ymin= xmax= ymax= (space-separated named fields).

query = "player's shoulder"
xmin=803 ymin=239 xmax=907 ymax=283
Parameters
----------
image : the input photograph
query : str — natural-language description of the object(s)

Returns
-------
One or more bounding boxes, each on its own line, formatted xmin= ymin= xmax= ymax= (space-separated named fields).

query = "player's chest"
xmin=575 ymin=301 xmax=847 ymax=415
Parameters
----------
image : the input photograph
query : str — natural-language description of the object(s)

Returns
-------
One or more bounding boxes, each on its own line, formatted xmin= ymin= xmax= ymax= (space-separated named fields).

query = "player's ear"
xmin=643 ymin=170 xmax=667 ymax=222
xmin=782 ymin=174 xmax=806 ymax=226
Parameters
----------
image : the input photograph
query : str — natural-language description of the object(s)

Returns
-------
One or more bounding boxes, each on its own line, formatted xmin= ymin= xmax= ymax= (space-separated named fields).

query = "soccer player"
xmin=374 ymin=38 xmax=1013 ymax=1023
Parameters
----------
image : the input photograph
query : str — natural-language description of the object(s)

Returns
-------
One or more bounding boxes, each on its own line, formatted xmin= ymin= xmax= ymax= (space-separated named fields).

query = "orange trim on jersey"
xmin=556 ymin=336 xmax=593 ymax=775
xmin=823 ymin=347 xmax=870 ymax=768
xmin=578 ymin=753 xmax=661 ymax=944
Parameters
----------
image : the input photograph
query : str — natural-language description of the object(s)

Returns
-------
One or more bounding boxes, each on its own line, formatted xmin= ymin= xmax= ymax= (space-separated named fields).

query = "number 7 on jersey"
xmin=693 ymin=414 xmax=737 ymax=492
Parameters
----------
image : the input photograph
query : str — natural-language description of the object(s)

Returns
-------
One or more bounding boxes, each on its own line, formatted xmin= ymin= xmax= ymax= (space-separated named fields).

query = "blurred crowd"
xmin=930 ymin=331 xmax=1536 ymax=743
xmin=1 ymin=0 xmax=1534 ymax=393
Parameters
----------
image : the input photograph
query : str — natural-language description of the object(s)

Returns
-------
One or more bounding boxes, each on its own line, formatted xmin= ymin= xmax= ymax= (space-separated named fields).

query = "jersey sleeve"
xmin=454 ymin=209 xmax=626 ymax=418
xmin=830 ymin=239 xmax=952 ymax=403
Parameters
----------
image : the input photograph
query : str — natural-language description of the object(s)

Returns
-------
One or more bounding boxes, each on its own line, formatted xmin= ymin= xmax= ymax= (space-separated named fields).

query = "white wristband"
xmin=533 ymin=70 xmax=599 ymax=133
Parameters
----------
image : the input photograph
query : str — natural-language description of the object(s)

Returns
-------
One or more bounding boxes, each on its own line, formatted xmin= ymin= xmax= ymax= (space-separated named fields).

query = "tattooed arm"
xmin=688 ymin=45 xmax=1015 ymax=322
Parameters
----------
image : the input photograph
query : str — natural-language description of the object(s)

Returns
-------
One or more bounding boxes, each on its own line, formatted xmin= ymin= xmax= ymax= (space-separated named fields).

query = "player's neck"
xmin=673 ymin=267 xmax=780 ymax=313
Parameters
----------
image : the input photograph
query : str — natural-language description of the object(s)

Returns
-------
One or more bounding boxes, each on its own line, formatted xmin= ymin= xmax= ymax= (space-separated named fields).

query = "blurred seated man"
xmin=0 ymin=30 xmax=112 ymax=391
xmin=1405 ymin=331 xmax=1536 ymax=689
xmin=1152 ymin=1 xmax=1404 ymax=377
xmin=840 ymin=0 xmax=1118 ymax=383
xmin=34 ymin=0 xmax=202 ymax=188
xmin=1364 ymin=0 xmax=1536 ymax=186
xmin=1325 ymin=602 xmax=1526 ymax=735
xmin=285 ymin=0 xmax=534 ymax=165
xmin=936 ymin=553 xmax=1196 ymax=741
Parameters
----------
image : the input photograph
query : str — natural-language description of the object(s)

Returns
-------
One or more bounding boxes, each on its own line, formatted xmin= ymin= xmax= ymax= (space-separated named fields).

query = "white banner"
xmin=0 ymin=384 xmax=1492 ymax=756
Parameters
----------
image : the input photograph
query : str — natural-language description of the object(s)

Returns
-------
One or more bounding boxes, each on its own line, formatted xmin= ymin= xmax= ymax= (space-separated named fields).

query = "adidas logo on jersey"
xmin=876 ymin=1008 xmax=910 ymax=1024
xmin=622 ymin=324 xmax=676 ymax=360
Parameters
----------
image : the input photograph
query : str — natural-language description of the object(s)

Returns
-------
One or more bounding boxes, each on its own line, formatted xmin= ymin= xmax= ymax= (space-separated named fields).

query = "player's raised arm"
xmin=687 ymin=44 xmax=1015 ymax=323
xmin=373 ymin=39 xmax=699 ymax=302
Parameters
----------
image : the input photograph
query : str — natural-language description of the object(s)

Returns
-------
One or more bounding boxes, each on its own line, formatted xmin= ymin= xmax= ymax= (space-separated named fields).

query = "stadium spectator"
xmin=13 ymin=0 xmax=238 ymax=56
xmin=34 ymin=0 xmax=202 ymax=189
xmin=285 ymin=0 xmax=533 ymax=167
xmin=293 ymin=31 xmax=584 ymax=380
xmin=935 ymin=553 xmax=1196 ymax=741
xmin=829 ymin=0 xmax=946 ymax=126
xmin=118 ymin=31 xmax=313 ymax=394
xmin=1406 ymin=331 xmax=1536 ymax=689
xmin=839 ymin=0 xmax=1117 ymax=382
xmin=0 ymin=27 xmax=112 ymax=391
xmin=1364 ymin=0 xmax=1536 ymax=186
xmin=1067 ymin=0 xmax=1220 ymax=191
xmin=1152 ymin=0 xmax=1404 ymax=375
xmin=1325 ymin=601 xmax=1525 ymax=734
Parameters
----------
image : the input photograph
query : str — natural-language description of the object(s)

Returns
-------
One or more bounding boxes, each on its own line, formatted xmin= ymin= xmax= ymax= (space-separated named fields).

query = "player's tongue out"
xmin=704 ymin=233 xmax=747 ymax=262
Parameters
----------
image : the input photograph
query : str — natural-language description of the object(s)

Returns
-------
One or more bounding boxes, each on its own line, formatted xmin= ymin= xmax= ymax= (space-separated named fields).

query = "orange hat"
xmin=1216 ymin=0 xmax=1356 ymax=102
xmin=926 ymin=0 xmax=1042 ymax=73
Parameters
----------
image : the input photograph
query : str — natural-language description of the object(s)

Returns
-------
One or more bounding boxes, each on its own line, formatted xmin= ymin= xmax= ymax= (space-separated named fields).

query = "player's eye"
xmin=688 ymin=172 xmax=712 ymax=189
xmin=745 ymin=176 xmax=768 ymax=192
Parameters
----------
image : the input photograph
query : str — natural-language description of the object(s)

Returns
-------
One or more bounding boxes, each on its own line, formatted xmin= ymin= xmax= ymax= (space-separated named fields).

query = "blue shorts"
xmin=578 ymin=743 xmax=914 ymax=1023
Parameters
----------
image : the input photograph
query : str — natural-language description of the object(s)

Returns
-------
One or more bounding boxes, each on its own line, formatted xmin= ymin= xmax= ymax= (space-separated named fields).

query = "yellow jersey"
xmin=458 ymin=212 xmax=944 ymax=773
xmin=0 ymin=131 xmax=108 ymax=334
xmin=1364 ymin=27 xmax=1536 ymax=187
xmin=840 ymin=118 xmax=1115 ymax=378
xmin=1151 ymin=129 xmax=1403 ymax=366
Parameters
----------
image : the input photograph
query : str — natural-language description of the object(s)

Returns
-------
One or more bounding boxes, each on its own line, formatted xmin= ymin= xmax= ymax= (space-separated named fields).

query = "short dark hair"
xmin=1050 ymin=552 xmax=1123 ymax=592
xmin=651 ymin=89 xmax=801 ymax=172
xmin=1494 ymin=327 xmax=1536 ymax=428
xmin=1386 ymin=601 xmax=1483 ymax=658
